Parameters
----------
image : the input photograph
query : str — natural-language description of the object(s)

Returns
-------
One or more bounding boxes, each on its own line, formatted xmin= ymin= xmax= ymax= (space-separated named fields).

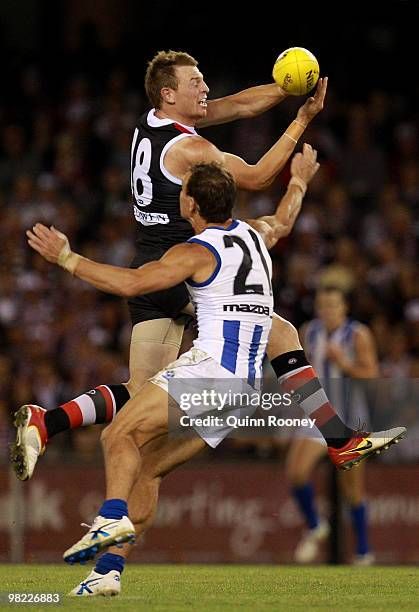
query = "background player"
xmin=287 ymin=286 xmax=378 ymax=565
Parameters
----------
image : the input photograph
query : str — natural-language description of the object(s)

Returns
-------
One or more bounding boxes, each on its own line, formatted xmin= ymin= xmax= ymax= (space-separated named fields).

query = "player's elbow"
xmin=279 ymin=221 xmax=292 ymax=237
xmin=264 ymin=227 xmax=277 ymax=249
xmin=257 ymin=177 xmax=274 ymax=191
xmin=119 ymin=276 xmax=145 ymax=297
xmin=118 ymin=286 xmax=136 ymax=298
xmin=124 ymin=283 xmax=145 ymax=298
xmin=269 ymin=222 xmax=290 ymax=246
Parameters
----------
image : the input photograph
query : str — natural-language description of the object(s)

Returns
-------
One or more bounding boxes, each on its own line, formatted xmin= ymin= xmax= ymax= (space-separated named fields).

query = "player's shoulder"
xmin=245 ymin=218 xmax=273 ymax=243
xmin=302 ymin=317 xmax=322 ymax=339
xmin=137 ymin=108 xmax=158 ymax=130
xmin=186 ymin=224 xmax=248 ymax=260
xmin=138 ymin=109 xmax=149 ymax=123
xmin=174 ymin=134 xmax=222 ymax=163
xmin=163 ymin=241 xmax=210 ymax=264
xmin=305 ymin=317 xmax=322 ymax=332
xmin=138 ymin=109 xmax=194 ymax=134
xmin=351 ymin=320 xmax=373 ymax=339
xmin=181 ymin=238 xmax=221 ymax=270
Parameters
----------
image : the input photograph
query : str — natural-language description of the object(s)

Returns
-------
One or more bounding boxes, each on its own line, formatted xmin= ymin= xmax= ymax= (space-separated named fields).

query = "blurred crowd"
xmin=0 ymin=46 xmax=418 ymax=465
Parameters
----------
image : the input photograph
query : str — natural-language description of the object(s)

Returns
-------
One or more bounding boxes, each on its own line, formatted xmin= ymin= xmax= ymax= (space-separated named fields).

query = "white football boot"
xmin=11 ymin=404 xmax=48 ymax=480
xmin=63 ymin=515 xmax=135 ymax=564
xmin=352 ymin=552 xmax=376 ymax=566
xmin=68 ymin=570 xmax=121 ymax=597
xmin=294 ymin=520 xmax=330 ymax=564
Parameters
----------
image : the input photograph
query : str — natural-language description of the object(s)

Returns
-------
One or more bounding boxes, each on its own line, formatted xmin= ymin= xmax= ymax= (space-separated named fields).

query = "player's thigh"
xmin=125 ymin=317 xmax=186 ymax=395
xmin=266 ymin=313 xmax=302 ymax=360
xmin=179 ymin=321 xmax=197 ymax=355
xmin=338 ymin=462 xmax=365 ymax=503
xmin=286 ymin=437 xmax=327 ymax=484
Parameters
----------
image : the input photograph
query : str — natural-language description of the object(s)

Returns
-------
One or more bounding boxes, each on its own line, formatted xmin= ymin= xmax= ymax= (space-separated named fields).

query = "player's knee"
xmin=340 ymin=484 xmax=363 ymax=506
xmin=100 ymin=424 xmax=112 ymax=445
xmin=344 ymin=492 xmax=363 ymax=506
xmin=125 ymin=378 xmax=143 ymax=397
xmin=100 ymin=420 xmax=131 ymax=446
xmin=288 ymin=471 xmax=308 ymax=486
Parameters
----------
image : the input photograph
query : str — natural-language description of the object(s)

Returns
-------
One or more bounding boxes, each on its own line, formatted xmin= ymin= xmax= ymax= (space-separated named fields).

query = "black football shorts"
xmin=127 ymin=247 xmax=191 ymax=325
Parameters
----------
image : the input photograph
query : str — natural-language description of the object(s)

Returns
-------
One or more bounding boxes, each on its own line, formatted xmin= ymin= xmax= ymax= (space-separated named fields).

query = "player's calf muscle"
xmin=267 ymin=314 xmax=301 ymax=358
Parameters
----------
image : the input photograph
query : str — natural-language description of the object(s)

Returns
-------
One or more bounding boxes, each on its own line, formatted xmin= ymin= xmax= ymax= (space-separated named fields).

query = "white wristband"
xmin=284 ymin=133 xmax=298 ymax=144
xmin=289 ymin=176 xmax=307 ymax=196
xmin=58 ymin=247 xmax=81 ymax=275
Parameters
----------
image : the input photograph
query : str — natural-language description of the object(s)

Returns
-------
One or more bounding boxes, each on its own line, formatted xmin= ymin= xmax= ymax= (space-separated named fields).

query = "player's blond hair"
xmin=145 ymin=50 xmax=198 ymax=109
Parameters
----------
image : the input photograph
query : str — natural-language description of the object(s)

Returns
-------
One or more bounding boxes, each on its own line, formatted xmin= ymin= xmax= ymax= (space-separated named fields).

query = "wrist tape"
xmin=289 ymin=176 xmax=307 ymax=196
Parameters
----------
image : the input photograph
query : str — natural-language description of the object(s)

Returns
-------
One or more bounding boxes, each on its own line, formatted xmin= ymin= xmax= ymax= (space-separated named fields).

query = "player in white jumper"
xmin=287 ymin=286 xmax=378 ymax=565
xmin=27 ymin=161 xmax=283 ymax=569
xmin=27 ymin=157 xmax=405 ymax=594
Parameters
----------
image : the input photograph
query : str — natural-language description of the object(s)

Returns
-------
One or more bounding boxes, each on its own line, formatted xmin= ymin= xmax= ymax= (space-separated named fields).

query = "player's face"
xmin=173 ymin=65 xmax=209 ymax=121
xmin=315 ymin=291 xmax=347 ymax=330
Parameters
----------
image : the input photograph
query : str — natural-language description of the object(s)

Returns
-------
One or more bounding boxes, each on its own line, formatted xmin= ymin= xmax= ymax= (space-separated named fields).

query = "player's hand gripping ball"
xmin=273 ymin=47 xmax=319 ymax=95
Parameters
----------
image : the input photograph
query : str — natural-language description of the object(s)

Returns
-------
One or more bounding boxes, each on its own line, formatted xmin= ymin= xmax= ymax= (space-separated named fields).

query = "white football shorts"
xmin=150 ymin=347 xmax=260 ymax=448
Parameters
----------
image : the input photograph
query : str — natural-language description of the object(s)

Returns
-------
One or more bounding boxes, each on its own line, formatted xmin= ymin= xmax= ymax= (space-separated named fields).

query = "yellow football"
xmin=273 ymin=47 xmax=319 ymax=96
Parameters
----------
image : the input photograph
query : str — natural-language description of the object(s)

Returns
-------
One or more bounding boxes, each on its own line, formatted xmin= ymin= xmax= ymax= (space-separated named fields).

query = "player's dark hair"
xmin=186 ymin=162 xmax=236 ymax=223
xmin=145 ymin=50 xmax=198 ymax=108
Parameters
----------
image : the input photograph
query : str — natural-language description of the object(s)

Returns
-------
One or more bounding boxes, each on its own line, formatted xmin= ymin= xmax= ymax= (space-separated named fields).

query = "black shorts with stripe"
xmin=127 ymin=247 xmax=191 ymax=325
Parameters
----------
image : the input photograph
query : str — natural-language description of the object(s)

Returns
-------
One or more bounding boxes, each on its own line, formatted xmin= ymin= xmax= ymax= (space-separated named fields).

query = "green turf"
xmin=0 ymin=565 xmax=418 ymax=611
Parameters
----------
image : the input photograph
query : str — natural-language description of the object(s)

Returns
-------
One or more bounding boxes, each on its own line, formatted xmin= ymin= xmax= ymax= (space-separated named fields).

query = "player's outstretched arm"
xmin=26 ymin=225 xmax=212 ymax=297
xmin=171 ymin=79 xmax=327 ymax=191
xmin=223 ymin=77 xmax=327 ymax=190
xmin=197 ymin=83 xmax=289 ymax=128
xmin=247 ymin=143 xmax=320 ymax=249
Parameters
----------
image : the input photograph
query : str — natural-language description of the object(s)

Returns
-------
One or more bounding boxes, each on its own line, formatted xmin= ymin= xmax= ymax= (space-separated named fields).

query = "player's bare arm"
xmin=197 ymin=83 xmax=289 ymax=128
xmin=327 ymin=326 xmax=379 ymax=379
xmin=27 ymin=224 xmax=217 ymax=297
xmin=247 ymin=143 xmax=320 ymax=249
xmin=227 ymin=78 xmax=326 ymax=190
xmin=166 ymin=78 xmax=327 ymax=191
